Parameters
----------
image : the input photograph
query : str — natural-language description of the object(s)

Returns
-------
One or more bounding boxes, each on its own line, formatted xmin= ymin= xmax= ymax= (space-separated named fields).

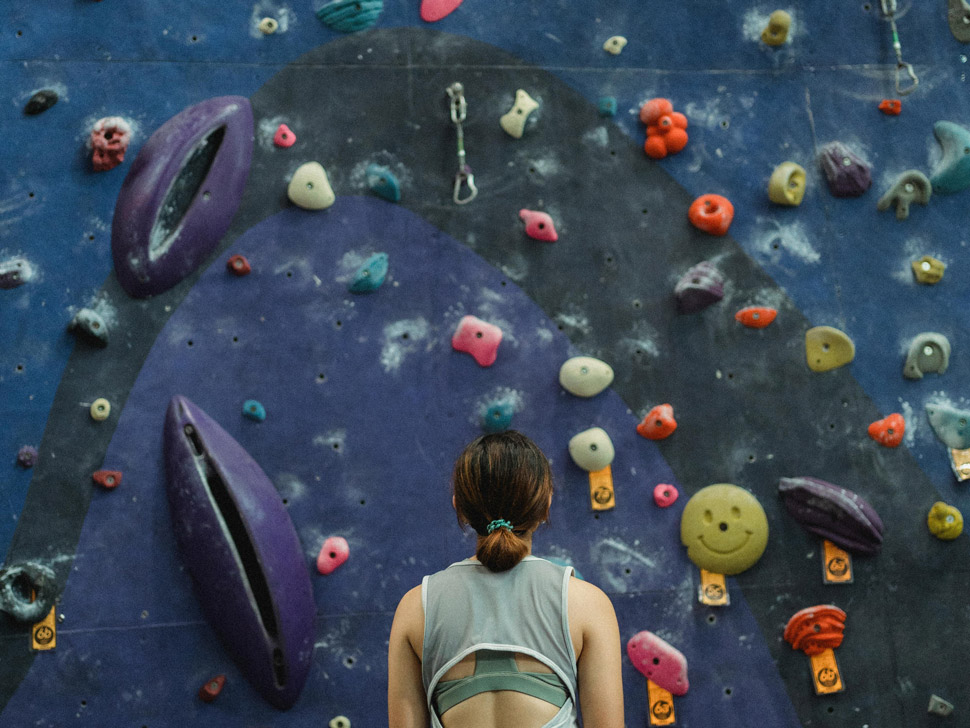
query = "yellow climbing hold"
xmin=768 ymin=162 xmax=806 ymax=206
xmin=927 ymin=501 xmax=963 ymax=540
xmin=90 ymin=398 xmax=111 ymax=421
xmin=761 ymin=10 xmax=792 ymax=46
xmin=911 ymin=255 xmax=945 ymax=284
xmin=805 ymin=326 xmax=855 ymax=372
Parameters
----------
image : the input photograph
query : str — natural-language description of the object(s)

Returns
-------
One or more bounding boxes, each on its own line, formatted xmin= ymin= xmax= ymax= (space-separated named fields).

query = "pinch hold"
xmin=675 ymin=261 xmax=724 ymax=314
xmin=735 ymin=306 xmax=777 ymax=329
xmin=500 ymin=90 xmax=539 ymax=139
xmin=626 ymin=630 xmax=689 ymax=695
xmin=688 ymin=194 xmax=734 ymax=236
xmin=818 ymin=142 xmax=872 ymax=198
xmin=519 ymin=209 xmax=558 ymax=241
xmin=636 ymin=404 xmax=677 ymax=440
xmin=317 ymin=536 xmax=350 ymax=575
xmin=451 ymin=315 xmax=502 ymax=367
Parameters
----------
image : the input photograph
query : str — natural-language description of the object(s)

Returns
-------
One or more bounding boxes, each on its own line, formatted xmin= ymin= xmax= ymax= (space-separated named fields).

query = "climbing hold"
xmin=680 ymin=483 xmax=769 ymax=575
xmin=198 ymin=674 xmax=226 ymax=703
xmin=288 ymin=161 xmax=336 ymax=210
xmin=636 ymin=404 xmax=677 ymax=440
xmin=626 ymin=631 xmax=689 ymax=695
xmin=903 ymin=332 xmax=950 ymax=379
xmin=778 ymin=476 xmax=884 ymax=555
xmin=568 ymin=427 xmax=615 ymax=472
xmin=735 ymin=306 xmax=777 ymax=329
xmin=925 ymin=402 xmax=970 ymax=449
xmin=927 ymin=502 xmax=963 ymax=540
xmin=365 ymin=164 xmax=401 ymax=202
xmin=818 ymin=142 xmax=872 ymax=198
xmin=349 ymin=252 xmax=389 ymax=293
xmin=481 ymin=399 xmax=514 ymax=433
xmin=929 ymin=694 xmax=956 ymax=717
xmin=688 ymin=194 xmax=734 ymax=236
xmin=16 ymin=445 xmax=38 ymax=468
xmin=674 ymin=261 xmax=724 ymax=314
xmin=273 ymin=123 xmax=296 ymax=148
xmin=949 ymin=0 xmax=970 ymax=42
xmin=867 ymin=413 xmax=905 ymax=448
xmin=930 ymin=121 xmax=970 ymax=194
xmin=90 ymin=398 xmax=111 ymax=421
xmin=226 ymin=254 xmax=251 ymax=276
xmin=783 ymin=605 xmax=846 ymax=655
xmin=68 ymin=307 xmax=109 ymax=346
xmin=317 ymin=536 xmax=350 ymax=575
xmin=878 ymin=99 xmax=902 ymax=116
xmin=90 ymin=117 xmax=132 ymax=172
xmin=597 ymin=96 xmax=617 ymax=117
xmin=877 ymin=170 xmax=932 ymax=220
xmin=329 ymin=717 xmax=352 ymax=728
xmin=0 ymin=562 xmax=57 ymax=623
xmin=316 ymin=0 xmax=383 ymax=33
xmin=768 ymin=162 xmax=806 ymax=206
xmin=258 ymin=17 xmax=278 ymax=34
xmin=912 ymin=255 xmax=945 ymax=284
xmin=92 ymin=469 xmax=123 ymax=489
xmin=242 ymin=399 xmax=267 ymax=422
xmin=805 ymin=326 xmax=855 ymax=372
xmin=558 ymin=356 xmax=614 ymax=397
xmin=603 ymin=36 xmax=627 ymax=55
xmin=0 ymin=257 xmax=33 ymax=290
xmin=499 ymin=90 xmax=539 ymax=139
xmin=420 ymin=0 xmax=463 ymax=22
xmin=451 ymin=315 xmax=502 ymax=367
xmin=639 ymin=98 xmax=688 ymax=159
xmin=519 ymin=209 xmax=558 ymax=242
xmin=112 ymin=96 xmax=254 ymax=298
xmin=653 ymin=483 xmax=679 ymax=508
xmin=761 ymin=10 xmax=792 ymax=46
xmin=24 ymin=89 xmax=58 ymax=116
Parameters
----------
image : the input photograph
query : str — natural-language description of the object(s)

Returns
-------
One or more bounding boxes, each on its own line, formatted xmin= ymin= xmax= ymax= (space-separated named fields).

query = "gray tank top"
xmin=421 ymin=556 xmax=580 ymax=728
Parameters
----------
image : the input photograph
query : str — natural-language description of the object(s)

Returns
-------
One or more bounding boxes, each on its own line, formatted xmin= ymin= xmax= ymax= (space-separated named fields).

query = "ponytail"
xmin=476 ymin=527 xmax=529 ymax=572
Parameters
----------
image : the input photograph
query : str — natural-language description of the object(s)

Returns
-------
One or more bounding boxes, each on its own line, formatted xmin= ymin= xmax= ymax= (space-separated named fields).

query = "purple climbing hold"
xmin=778 ymin=476 xmax=884 ymax=555
xmin=0 ymin=257 xmax=33 ymax=290
xmin=674 ymin=261 xmax=724 ymax=313
xmin=819 ymin=142 xmax=872 ymax=198
xmin=16 ymin=445 xmax=39 ymax=468
xmin=24 ymin=89 xmax=58 ymax=116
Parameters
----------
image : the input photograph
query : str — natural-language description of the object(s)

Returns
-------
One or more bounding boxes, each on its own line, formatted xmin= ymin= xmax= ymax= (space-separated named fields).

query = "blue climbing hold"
xmin=366 ymin=164 xmax=401 ymax=202
xmin=930 ymin=121 xmax=970 ymax=194
xmin=316 ymin=0 xmax=383 ymax=33
xmin=349 ymin=252 xmax=389 ymax=293
xmin=242 ymin=399 xmax=267 ymax=422
xmin=926 ymin=401 xmax=970 ymax=449
xmin=481 ymin=400 xmax=514 ymax=433
xmin=597 ymin=97 xmax=617 ymax=117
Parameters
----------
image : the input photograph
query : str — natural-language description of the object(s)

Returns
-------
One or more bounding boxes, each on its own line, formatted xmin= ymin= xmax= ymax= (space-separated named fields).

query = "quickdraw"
xmin=880 ymin=0 xmax=919 ymax=95
xmin=447 ymin=82 xmax=477 ymax=205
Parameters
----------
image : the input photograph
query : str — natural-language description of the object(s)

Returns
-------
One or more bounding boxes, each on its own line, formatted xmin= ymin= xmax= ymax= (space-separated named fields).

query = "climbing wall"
xmin=2 ymin=2 xmax=969 ymax=726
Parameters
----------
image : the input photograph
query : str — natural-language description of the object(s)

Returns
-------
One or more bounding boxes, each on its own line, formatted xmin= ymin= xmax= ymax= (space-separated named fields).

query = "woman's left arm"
xmin=388 ymin=585 xmax=430 ymax=728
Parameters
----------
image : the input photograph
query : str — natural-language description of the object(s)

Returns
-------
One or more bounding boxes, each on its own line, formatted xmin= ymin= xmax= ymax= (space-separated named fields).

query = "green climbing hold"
xmin=349 ymin=253 xmax=388 ymax=293
xmin=316 ymin=0 xmax=383 ymax=33
xmin=366 ymin=164 xmax=401 ymax=202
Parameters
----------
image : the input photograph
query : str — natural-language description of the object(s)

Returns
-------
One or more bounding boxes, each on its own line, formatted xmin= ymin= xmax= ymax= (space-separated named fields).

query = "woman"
xmin=388 ymin=431 xmax=625 ymax=728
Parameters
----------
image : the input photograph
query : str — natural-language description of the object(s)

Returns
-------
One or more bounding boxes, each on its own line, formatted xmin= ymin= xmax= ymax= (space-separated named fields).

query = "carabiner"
xmin=895 ymin=62 xmax=919 ymax=95
xmin=453 ymin=165 xmax=477 ymax=205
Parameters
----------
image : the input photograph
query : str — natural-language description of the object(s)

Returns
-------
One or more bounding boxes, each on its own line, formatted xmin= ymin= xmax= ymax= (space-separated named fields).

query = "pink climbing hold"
xmin=653 ymin=483 xmax=679 ymax=508
xmin=420 ymin=0 xmax=464 ymax=22
xmin=317 ymin=536 xmax=349 ymax=575
xmin=519 ymin=209 xmax=558 ymax=242
xmin=90 ymin=117 xmax=132 ymax=172
xmin=626 ymin=630 xmax=689 ymax=696
xmin=273 ymin=123 xmax=296 ymax=148
xmin=451 ymin=315 xmax=503 ymax=367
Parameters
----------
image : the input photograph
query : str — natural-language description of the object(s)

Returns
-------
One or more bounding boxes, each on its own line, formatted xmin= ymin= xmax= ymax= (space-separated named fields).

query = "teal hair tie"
xmin=486 ymin=519 xmax=513 ymax=534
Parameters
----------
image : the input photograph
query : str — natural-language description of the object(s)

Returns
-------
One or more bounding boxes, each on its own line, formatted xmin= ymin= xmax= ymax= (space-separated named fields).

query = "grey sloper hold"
xmin=903 ymin=332 xmax=950 ymax=379
xmin=0 ymin=562 xmax=57 ymax=623
xmin=925 ymin=401 xmax=970 ymax=449
xmin=949 ymin=0 xmax=970 ymax=43
xmin=877 ymin=170 xmax=932 ymax=220
xmin=68 ymin=308 xmax=109 ymax=346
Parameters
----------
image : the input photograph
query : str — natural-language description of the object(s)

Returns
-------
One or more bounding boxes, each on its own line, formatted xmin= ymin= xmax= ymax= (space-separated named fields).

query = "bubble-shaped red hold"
xmin=783 ymin=605 xmax=846 ymax=656
xmin=273 ymin=123 xmax=296 ymax=148
xmin=637 ymin=404 xmax=677 ymax=440
xmin=519 ymin=209 xmax=558 ymax=242
xmin=317 ymin=536 xmax=349 ymax=575
xmin=653 ymin=483 xmax=679 ymax=508
xmin=868 ymin=413 xmax=905 ymax=448
xmin=639 ymin=98 xmax=689 ymax=159
xmin=688 ymin=194 xmax=734 ymax=236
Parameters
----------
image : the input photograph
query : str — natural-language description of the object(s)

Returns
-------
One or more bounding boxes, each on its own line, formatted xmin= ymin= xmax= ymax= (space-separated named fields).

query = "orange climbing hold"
xmin=783 ymin=605 xmax=846 ymax=656
xmin=198 ymin=674 xmax=226 ymax=703
xmin=688 ymin=194 xmax=734 ymax=236
xmin=92 ymin=470 xmax=123 ymax=489
xmin=868 ymin=413 xmax=905 ymax=448
xmin=878 ymin=99 xmax=902 ymax=116
xmin=639 ymin=98 xmax=689 ymax=159
xmin=637 ymin=404 xmax=677 ymax=440
xmin=735 ymin=306 xmax=777 ymax=329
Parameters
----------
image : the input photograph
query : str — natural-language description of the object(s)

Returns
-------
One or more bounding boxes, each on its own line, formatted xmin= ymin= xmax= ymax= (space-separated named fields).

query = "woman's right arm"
xmin=571 ymin=579 xmax=625 ymax=728
xmin=388 ymin=585 xmax=430 ymax=728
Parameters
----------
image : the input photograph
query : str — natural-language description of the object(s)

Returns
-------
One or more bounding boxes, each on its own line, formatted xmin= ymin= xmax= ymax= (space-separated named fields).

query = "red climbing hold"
xmin=868 ymin=413 xmax=905 ymax=448
xmin=653 ymin=483 xmax=679 ymax=508
xmin=420 ymin=0 xmax=464 ymax=22
xmin=198 ymin=674 xmax=226 ymax=703
xmin=637 ymin=404 xmax=677 ymax=440
xmin=452 ymin=315 xmax=503 ymax=367
xmin=688 ymin=194 xmax=734 ymax=236
xmin=878 ymin=99 xmax=902 ymax=116
xmin=783 ymin=605 xmax=846 ymax=656
xmin=735 ymin=306 xmax=777 ymax=329
xmin=273 ymin=123 xmax=296 ymax=148
xmin=92 ymin=470 xmax=123 ymax=489
xmin=639 ymin=98 xmax=689 ymax=159
xmin=226 ymin=254 xmax=251 ymax=276
xmin=519 ymin=209 xmax=558 ymax=242
xmin=317 ymin=536 xmax=349 ymax=575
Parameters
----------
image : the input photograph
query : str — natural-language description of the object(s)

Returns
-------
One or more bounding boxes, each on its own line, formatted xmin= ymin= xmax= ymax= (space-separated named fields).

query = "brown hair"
xmin=452 ymin=431 xmax=553 ymax=572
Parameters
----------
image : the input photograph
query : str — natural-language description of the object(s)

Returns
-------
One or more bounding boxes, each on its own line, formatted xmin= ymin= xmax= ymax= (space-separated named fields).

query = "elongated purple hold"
xmin=819 ymin=142 xmax=872 ymax=198
xmin=674 ymin=260 xmax=724 ymax=314
xmin=164 ymin=395 xmax=314 ymax=710
xmin=112 ymin=96 xmax=254 ymax=298
xmin=778 ymin=476 xmax=884 ymax=555
xmin=0 ymin=257 xmax=33 ymax=290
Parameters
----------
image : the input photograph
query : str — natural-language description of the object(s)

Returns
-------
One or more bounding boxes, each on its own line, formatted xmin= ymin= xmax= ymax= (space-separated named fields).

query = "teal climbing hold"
xmin=481 ymin=400 xmax=514 ymax=433
xmin=597 ymin=97 xmax=617 ymax=117
xmin=242 ymin=399 xmax=267 ymax=422
xmin=366 ymin=164 xmax=401 ymax=202
xmin=316 ymin=0 xmax=383 ymax=33
xmin=926 ymin=401 xmax=970 ymax=449
xmin=930 ymin=121 xmax=970 ymax=194
xmin=349 ymin=252 xmax=388 ymax=293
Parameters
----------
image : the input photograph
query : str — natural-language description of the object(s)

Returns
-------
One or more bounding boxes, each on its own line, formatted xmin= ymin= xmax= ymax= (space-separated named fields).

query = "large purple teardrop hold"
xmin=778 ymin=476 xmax=884 ymax=555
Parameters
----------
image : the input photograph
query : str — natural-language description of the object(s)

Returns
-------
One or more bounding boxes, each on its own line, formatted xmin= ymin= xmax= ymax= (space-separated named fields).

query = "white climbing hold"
xmin=568 ymin=427 xmax=615 ymax=472
xmin=500 ymin=90 xmax=539 ymax=139
xmin=258 ymin=17 xmax=279 ymax=34
xmin=603 ymin=36 xmax=627 ymax=55
xmin=288 ymin=162 xmax=336 ymax=210
xmin=559 ymin=356 xmax=614 ymax=397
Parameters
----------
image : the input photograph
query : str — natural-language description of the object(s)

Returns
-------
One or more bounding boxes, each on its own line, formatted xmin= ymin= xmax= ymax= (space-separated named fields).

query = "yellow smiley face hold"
xmin=680 ymin=483 xmax=769 ymax=575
